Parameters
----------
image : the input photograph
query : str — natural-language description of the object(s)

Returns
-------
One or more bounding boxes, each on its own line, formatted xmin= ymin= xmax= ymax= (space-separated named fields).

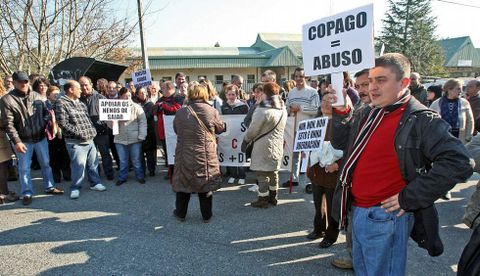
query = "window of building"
xmin=215 ymin=75 xmax=224 ymax=85
xmin=247 ymin=74 xmax=255 ymax=84
xmin=162 ymin=76 xmax=172 ymax=81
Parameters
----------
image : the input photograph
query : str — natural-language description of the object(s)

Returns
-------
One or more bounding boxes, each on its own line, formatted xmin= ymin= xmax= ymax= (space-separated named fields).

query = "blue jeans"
xmin=352 ymin=206 xmax=414 ymax=276
xmin=115 ymin=142 xmax=144 ymax=181
xmin=66 ymin=141 xmax=101 ymax=191
xmin=14 ymin=138 xmax=54 ymax=196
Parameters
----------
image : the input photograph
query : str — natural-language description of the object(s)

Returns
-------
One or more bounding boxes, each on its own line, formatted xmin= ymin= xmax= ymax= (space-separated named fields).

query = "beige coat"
xmin=112 ymin=101 xmax=147 ymax=145
xmin=244 ymin=103 xmax=287 ymax=172
xmin=172 ymin=102 xmax=226 ymax=193
xmin=430 ymin=97 xmax=474 ymax=143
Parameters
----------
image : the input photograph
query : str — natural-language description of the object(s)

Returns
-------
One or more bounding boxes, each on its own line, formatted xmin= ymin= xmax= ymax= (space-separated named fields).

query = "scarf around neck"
xmin=338 ymin=92 xmax=411 ymax=227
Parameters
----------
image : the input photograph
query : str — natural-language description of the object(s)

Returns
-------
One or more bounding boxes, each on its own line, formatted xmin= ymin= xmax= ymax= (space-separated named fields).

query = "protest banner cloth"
xmin=131 ymin=69 xmax=152 ymax=88
xmin=293 ymin=117 xmax=329 ymax=152
xmin=302 ymin=4 xmax=374 ymax=106
xmin=99 ymin=99 xmax=131 ymax=135
xmin=164 ymin=115 xmax=298 ymax=170
xmin=164 ymin=115 xmax=176 ymax=165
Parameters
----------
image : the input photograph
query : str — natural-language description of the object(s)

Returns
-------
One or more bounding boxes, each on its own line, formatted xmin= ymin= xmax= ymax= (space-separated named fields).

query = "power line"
xmin=435 ymin=0 xmax=480 ymax=9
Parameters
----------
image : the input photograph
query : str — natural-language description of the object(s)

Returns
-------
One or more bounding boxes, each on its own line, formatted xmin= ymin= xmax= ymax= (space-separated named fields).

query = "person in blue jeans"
xmin=112 ymin=88 xmax=147 ymax=186
xmin=56 ymin=80 xmax=106 ymax=199
xmin=331 ymin=53 xmax=474 ymax=275
xmin=0 ymin=71 xmax=63 ymax=205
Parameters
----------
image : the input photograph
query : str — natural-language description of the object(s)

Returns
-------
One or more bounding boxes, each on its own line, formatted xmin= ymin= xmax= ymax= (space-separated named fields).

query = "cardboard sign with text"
xmin=131 ymin=69 xmax=152 ymax=88
xmin=293 ymin=117 xmax=329 ymax=152
xmin=302 ymin=4 xmax=374 ymax=76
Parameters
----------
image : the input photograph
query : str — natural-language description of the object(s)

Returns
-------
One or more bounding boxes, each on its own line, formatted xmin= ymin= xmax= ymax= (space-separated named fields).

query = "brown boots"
xmin=251 ymin=190 xmax=278 ymax=208
xmin=268 ymin=190 xmax=277 ymax=205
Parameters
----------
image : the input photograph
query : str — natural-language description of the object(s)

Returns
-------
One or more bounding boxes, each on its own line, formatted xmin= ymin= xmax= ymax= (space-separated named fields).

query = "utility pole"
xmin=137 ymin=0 xmax=149 ymax=69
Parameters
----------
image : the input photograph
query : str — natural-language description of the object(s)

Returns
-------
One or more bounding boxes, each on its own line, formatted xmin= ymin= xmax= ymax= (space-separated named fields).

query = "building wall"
xmin=122 ymin=66 xmax=299 ymax=92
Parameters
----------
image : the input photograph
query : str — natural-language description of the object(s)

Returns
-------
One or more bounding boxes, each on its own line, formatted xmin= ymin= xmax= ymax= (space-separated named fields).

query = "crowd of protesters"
xmin=1 ymin=52 xmax=480 ymax=275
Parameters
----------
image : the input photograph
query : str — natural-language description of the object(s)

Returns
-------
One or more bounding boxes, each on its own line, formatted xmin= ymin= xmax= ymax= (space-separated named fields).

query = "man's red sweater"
xmin=351 ymin=104 xmax=408 ymax=207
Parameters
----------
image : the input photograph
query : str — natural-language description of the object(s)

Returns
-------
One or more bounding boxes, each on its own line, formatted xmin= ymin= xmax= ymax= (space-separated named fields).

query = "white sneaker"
xmin=70 ymin=190 xmax=80 ymax=199
xmin=90 ymin=183 xmax=106 ymax=191
xmin=248 ymin=184 xmax=258 ymax=192
xmin=227 ymin=177 xmax=236 ymax=184
xmin=238 ymin=179 xmax=245 ymax=185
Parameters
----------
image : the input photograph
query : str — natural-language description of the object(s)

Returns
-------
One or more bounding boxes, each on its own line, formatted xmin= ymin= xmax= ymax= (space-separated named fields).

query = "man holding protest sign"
xmin=331 ymin=53 xmax=473 ymax=275
xmin=56 ymin=80 xmax=107 ymax=199
xmin=283 ymin=67 xmax=320 ymax=188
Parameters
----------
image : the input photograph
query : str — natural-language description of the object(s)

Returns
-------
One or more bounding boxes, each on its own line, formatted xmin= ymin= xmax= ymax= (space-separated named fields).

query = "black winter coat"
xmin=331 ymin=96 xmax=474 ymax=256
xmin=0 ymin=89 xmax=49 ymax=144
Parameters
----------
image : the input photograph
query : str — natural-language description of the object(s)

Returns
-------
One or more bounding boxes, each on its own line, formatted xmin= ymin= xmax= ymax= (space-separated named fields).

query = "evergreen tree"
xmin=379 ymin=0 xmax=445 ymax=76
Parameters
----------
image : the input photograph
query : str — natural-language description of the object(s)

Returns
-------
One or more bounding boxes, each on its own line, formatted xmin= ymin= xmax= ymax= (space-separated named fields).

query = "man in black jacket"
xmin=0 ymin=71 xmax=63 ymax=205
xmin=79 ymin=76 xmax=114 ymax=180
xmin=330 ymin=54 xmax=473 ymax=275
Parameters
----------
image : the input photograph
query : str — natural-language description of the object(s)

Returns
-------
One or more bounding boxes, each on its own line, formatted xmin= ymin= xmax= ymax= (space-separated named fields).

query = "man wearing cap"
xmin=0 ymin=71 xmax=63 ymax=205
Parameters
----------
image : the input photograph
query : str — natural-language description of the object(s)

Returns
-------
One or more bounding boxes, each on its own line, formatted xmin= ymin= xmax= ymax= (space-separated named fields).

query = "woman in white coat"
xmin=242 ymin=82 xmax=287 ymax=208
xmin=430 ymin=79 xmax=474 ymax=144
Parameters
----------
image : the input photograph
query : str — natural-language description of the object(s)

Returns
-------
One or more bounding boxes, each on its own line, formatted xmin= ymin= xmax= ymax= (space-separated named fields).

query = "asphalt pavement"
xmin=0 ymin=165 xmax=477 ymax=275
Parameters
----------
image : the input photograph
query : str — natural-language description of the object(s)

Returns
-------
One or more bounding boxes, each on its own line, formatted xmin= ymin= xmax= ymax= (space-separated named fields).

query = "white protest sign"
xmin=281 ymin=117 xmax=295 ymax=170
xmin=99 ymin=99 xmax=131 ymax=121
xmin=293 ymin=117 xmax=329 ymax=152
xmin=164 ymin=115 xmax=298 ymax=169
xmin=217 ymin=115 xmax=249 ymax=166
xmin=164 ymin=115 xmax=176 ymax=165
xmin=131 ymin=69 xmax=152 ymax=88
xmin=331 ymin=72 xmax=345 ymax=107
xmin=302 ymin=4 xmax=374 ymax=76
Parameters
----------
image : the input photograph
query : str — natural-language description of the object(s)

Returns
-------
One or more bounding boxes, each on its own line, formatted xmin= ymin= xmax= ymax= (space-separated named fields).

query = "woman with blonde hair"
xmin=430 ymin=79 xmax=474 ymax=144
xmin=201 ymin=78 xmax=223 ymax=113
xmin=172 ymin=83 xmax=226 ymax=222
xmin=430 ymin=78 xmax=474 ymax=200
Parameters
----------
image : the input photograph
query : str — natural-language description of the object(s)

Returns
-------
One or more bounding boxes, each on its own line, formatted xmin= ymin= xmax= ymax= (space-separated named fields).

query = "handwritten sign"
xmin=293 ymin=117 xmax=328 ymax=152
xmin=131 ymin=69 xmax=152 ymax=88
xmin=99 ymin=99 xmax=131 ymax=121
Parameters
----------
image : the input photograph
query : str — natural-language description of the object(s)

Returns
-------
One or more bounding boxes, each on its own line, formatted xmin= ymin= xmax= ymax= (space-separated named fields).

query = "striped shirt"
xmin=286 ymin=85 xmax=320 ymax=123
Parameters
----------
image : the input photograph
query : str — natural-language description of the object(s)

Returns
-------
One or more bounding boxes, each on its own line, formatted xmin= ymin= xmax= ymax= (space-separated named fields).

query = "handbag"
xmin=242 ymin=111 xmax=284 ymax=159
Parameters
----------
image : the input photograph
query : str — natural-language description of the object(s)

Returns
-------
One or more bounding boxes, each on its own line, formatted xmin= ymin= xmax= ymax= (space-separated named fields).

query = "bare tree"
xmin=0 ymin=0 xmax=136 ymax=76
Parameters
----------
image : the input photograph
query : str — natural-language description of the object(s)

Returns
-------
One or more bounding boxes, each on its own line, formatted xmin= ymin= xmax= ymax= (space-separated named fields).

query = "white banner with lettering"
xmin=164 ymin=115 xmax=299 ymax=170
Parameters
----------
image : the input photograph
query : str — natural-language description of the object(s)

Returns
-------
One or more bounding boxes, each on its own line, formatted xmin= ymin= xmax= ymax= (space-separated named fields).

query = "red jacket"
xmin=155 ymin=94 xmax=184 ymax=140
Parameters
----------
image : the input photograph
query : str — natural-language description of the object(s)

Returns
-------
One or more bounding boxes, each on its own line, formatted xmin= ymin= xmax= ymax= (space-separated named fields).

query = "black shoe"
xmin=149 ymin=171 xmax=155 ymax=177
xmin=107 ymin=175 xmax=115 ymax=181
xmin=22 ymin=196 xmax=32 ymax=206
xmin=138 ymin=179 xmax=146 ymax=184
xmin=203 ymin=217 xmax=212 ymax=223
xmin=173 ymin=210 xmax=185 ymax=222
xmin=306 ymin=231 xmax=325 ymax=240
xmin=305 ymin=184 xmax=313 ymax=194
xmin=281 ymin=180 xmax=299 ymax=188
xmin=319 ymin=239 xmax=336 ymax=248
xmin=116 ymin=180 xmax=126 ymax=186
